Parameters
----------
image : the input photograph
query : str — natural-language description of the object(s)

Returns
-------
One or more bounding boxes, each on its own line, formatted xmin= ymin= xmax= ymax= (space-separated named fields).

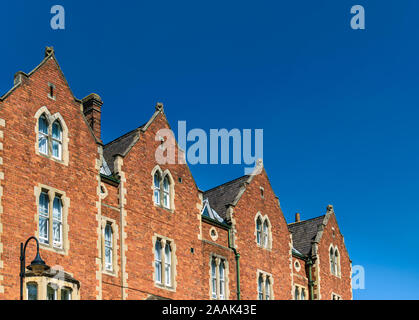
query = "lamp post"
xmin=20 ymin=236 xmax=50 ymax=300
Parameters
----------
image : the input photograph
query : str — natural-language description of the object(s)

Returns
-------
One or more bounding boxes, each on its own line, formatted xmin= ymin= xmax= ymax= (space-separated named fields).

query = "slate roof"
xmin=287 ymin=215 xmax=325 ymax=256
xmin=203 ymin=175 xmax=249 ymax=220
xmin=102 ymin=126 xmax=143 ymax=173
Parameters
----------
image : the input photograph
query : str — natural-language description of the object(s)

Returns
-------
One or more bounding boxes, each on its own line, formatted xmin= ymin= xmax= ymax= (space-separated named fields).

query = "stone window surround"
xmin=100 ymin=182 xmax=108 ymax=200
xmin=152 ymin=234 xmax=177 ymax=292
xmin=101 ymin=217 xmax=119 ymax=277
xmin=208 ymin=254 xmax=230 ymax=300
xmin=24 ymin=273 xmax=79 ymax=300
xmin=34 ymin=106 xmax=69 ymax=166
xmin=151 ymin=165 xmax=175 ymax=212
xmin=209 ymin=227 xmax=218 ymax=242
xmin=34 ymin=184 xmax=70 ymax=255
xmin=256 ymin=270 xmax=274 ymax=300
xmin=329 ymin=244 xmax=341 ymax=278
xmin=254 ymin=212 xmax=272 ymax=250
xmin=294 ymin=260 xmax=301 ymax=272
xmin=294 ymin=284 xmax=307 ymax=300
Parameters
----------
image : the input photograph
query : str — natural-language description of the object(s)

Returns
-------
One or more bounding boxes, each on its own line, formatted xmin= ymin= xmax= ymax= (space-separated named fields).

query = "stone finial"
xmin=327 ymin=204 xmax=334 ymax=213
xmin=295 ymin=213 xmax=301 ymax=223
xmin=45 ymin=46 xmax=55 ymax=57
xmin=155 ymin=102 xmax=164 ymax=111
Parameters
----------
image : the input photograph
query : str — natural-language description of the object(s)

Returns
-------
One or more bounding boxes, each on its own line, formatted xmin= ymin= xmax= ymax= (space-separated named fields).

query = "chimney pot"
xmin=295 ymin=213 xmax=300 ymax=223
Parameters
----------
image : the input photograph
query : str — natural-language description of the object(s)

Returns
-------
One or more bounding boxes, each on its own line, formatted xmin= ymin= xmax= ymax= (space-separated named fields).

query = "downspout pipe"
xmin=228 ymin=229 xmax=241 ymax=300
xmin=307 ymin=257 xmax=315 ymax=300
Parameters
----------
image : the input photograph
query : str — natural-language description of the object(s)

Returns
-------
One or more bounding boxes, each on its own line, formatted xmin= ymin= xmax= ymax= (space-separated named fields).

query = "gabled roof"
xmin=103 ymin=126 xmax=143 ymax=173
xmin=203 ymin=175 xmax=250 ymax=220
xmin=288 ymin=215 xmax=325 ymax=256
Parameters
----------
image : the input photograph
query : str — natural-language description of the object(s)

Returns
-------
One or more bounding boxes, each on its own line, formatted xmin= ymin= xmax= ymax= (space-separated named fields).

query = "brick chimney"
xmin=295 ymin=213 xmax=301 ymax=223
xmin=82 ymin=93 xmax=103 ymax=142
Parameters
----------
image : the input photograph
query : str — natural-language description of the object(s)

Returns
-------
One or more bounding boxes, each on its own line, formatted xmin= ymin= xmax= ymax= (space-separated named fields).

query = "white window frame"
xmin=39 ymin=192 xmax=50 ymax=245
xmin=52 ymin=196 xmax=63 ymax=248
xmin=104 ymin=224 xmax=113 ymax=272
xmin=51 ymin=121 xmax=63 ymax=160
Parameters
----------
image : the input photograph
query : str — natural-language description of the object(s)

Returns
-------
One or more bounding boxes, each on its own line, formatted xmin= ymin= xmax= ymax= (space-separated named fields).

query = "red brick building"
xmin=0 ymin=47 xmax=352 ymax=300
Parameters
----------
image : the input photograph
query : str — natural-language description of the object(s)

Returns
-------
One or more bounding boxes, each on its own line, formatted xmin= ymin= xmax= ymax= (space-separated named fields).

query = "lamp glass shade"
xmin=27 ymin=252 xmax=50 ymax=276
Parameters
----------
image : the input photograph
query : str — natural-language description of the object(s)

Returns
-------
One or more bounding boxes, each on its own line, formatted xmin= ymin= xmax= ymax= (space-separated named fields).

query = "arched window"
xmin=219 ymin=261 xmax=225 ymax=300
xmin=295 ymin=286 xmax=300 ymax=300
xmin=163 ymin=176 xmax=170 ymax=209
xmin=38 ymin=115 xmax=49 ymax=155
xmin=335 ymin=249 xmax=340 ymax=276
xmin=211 ymin=258 xmax=217 ymax=299
xmin=39 ymin=192 xmax=49 ymax=245
xmin=258 ymin=275 xmax=263 ymax=300
xmin=330 ymin=247 xmax=336 ymax=275
xmin=265 ymin=278 xmax=271 ymax=300
xmin=104 ymin=224 xmax=113 ymax=271
xmin=154 ymin=240 xmax=162 ymax=284
xmin=52 ymin=121 xmax=62 ymax=160
xmin=52 ymin=196 xmax=63 ymax=248
xmin=263 ymin=220 xmax=269 ymax=248
xmin=256 ymin=217 xmax=262 ymax=245
xmin=164 ymin=243 xmax=172 ymax=286
xmin=301 ymin=288 xmax=306 ymax=300
xmin=154 ymin=172 xmax=161 ymax=205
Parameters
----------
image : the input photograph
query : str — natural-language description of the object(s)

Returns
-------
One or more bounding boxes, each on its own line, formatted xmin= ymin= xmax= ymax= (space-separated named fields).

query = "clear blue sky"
xmin=1 ymin=1 xmax=418 ymax=300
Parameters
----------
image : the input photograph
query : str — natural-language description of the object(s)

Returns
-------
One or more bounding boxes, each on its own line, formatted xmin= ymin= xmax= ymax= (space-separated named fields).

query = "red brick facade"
xmin=0 ymin=48 xmax=352 ymax=300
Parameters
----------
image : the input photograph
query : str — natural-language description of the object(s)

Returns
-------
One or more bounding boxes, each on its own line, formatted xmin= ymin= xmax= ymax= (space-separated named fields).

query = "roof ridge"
xmin=288 ymin=214 xmax=325 ymax=227
xmin=103 ymin=126 xmax=143 ymax=147
xmin=203 ymin=175 xmax=250 ymax=194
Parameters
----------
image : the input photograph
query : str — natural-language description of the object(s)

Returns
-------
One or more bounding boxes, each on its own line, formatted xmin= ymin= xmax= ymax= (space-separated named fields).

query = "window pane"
xmin=154 ymin=173 xmax=160 ymax=188
xmin=155 ymin=241 xmax=162 ymax=283
xmin=164 ymin=244 xmax=172 ymax=286
xmin=27 ymin=283 xmax=37 ymax=300
xmin=211 ymin=259 xmax=217 ymax=298
xmin=263 ymin=221 xmax=269 ymax=247
xmin=52 ymin=122 xmax=62 ymax=140
xmin=39 ymin=193 xmax=49 ymax=244
xmin=265 ymin=279 xmax=270 ymax=300
xmin=105 ymin=225 xmax=113 ymax=271
xmin=256 ymin=219 xmax=262 ymax=245
xmin=301 ymin=289 xmax=305 ymax=300
xmin=219 ymin=262 xmax=225 ymax=299
xmin=39 ymin=116 xmax=48 ymax=134
xmin=258 ymin=275 xmax=263 ymax=300
xmin=52 ymin=140 xmax=62 ymax=159
xmin=47 ymin=285 xmax=57 ymax=300
xmin=39 ymin=134 xmax=48 ymax=154
xmin=53 ymin=197 xmax=62 ymax=247
xmin=61 ymin=288 xmax=72 ymax=300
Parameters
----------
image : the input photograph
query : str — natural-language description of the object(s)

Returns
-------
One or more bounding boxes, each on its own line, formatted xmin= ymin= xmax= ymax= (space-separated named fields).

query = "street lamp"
xmin=20 ymin=236 xmax=50 ymax=300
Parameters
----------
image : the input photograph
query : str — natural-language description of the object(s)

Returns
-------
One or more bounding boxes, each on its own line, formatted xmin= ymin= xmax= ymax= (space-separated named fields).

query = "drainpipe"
xmin=228 ymin=229 xmax=241 ymax=300
xmin=307 ymin=258 xmax=314 ymax=300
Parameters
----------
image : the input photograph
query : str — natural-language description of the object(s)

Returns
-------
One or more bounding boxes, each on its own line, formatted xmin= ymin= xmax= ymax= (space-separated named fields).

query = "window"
xmin=52 ymin=196 xmax=62 ymax=248
xmin=294 ymin=285 xmax=307 ymax=300
xmin=256 ymin=218 xmax=262 ymax=245
xmin=332 ymin=293 xmax=342 ymax=300
xmin=330 ymin=246 xmax=340 ymax=276
xmin=38 ymin=115 xmax=49 ymax=155
xmin=39 ymin=192 xmax=49 ymax=245
xmin=155 ymin=240 xmax=162 ymax=284
xmin=36 ymin=185 xmax=68 ymax=253
xmin=257 ymin=272 xmax=273 ymax=300
xmin=154 ymin=236 xmax=175 ymax=290
xmin=61 ymin=287 xmax=72 ymax=300
xmin=104 ymin=224 xmax=113 ymax=272
xmin=154 ymin=172 xmax=161 ymax=205
xmin=52 ymin=121 xmax=62 ymax=160
xmin=265 ymin=278 xmax=271 ymax=300
xmin=219 ymin=261 xmax=225 ymax=300
xmin=27 ymin=283 xmax=38 ymax=300
xmin=255 ymin=214 xmax=271 ymax=249
xmin=47 ymin=284 xmax=57 ymax=300
xmin=263 ymin=220 xmax=269 ymax=248
xmin=152 ymin=167 xmax=174 ymax=211
xmin=211 ymin=258 xmax=217 ymax=299
xmin=210 ymin=256 xmax=228 ymax=300
xmin=163 ymin=176 xmax=170 ymax=209
xmin=164 ymin=243 xmax=172 ymax=286
xmin=258 ymin=275 xmax=263 ymax=300
xmin=35 ymin=108 xmax=68 ymax=165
